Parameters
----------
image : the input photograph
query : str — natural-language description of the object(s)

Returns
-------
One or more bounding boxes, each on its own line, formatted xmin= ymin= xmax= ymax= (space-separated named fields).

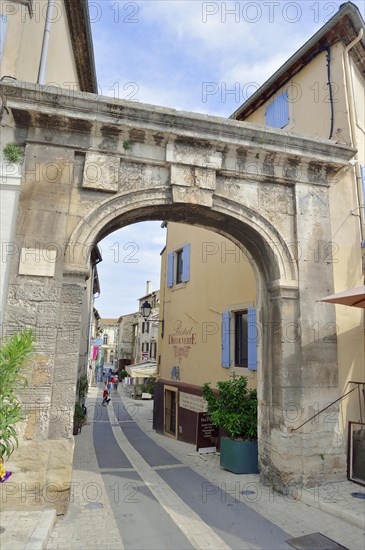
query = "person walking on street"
xmin=102 ymin=382 xmax=110 ymax=406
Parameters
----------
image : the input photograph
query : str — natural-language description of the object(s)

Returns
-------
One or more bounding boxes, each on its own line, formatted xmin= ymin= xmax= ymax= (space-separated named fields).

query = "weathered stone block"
xmin=216 ymin=176 xmax=256 ymax=201
xmin=24 ymin=144 xmax=74 ymax=186
xmin=1 ymin=439 xmax=74 ymax=514
xmin=119 ymin=161 xmax=169 ymax=192
xmin=170 ymin=164 xmax=216 ymax=190
xmin=171 ymin=185 xmax=213 ymax=207
xmin=82 ymin=152 xmax=119 ymax=192
xmin=166 ymin=141 xmax=222 ymax=169
xmin=18 ymin=248 xmax=57 ymax=277
xmin=49 ymin=382 xmax=77 ymax=439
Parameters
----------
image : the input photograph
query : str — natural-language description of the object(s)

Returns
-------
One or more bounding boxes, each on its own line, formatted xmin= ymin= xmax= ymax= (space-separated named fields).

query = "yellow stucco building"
xmin=155 ymin=2 xmax=365 ymax=480
xmin=0 ymin=0 xmax=96 ymax=91
xmin=156 ymin=223 xmax=258 ymax=442
xmin=232 ymin=1 xmax=365 ymax=444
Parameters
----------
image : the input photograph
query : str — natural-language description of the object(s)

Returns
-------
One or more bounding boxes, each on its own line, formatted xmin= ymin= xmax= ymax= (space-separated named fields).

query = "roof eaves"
xmin=230 ymin=1 xmax=365 ymax=120
xmin=64 ymin=0 xmax=98 ymax=94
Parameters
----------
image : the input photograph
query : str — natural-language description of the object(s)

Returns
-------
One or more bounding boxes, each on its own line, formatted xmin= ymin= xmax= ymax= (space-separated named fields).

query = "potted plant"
xmin=137 ymin=377 xmax=156 ymax=398
xmin=119 ymin=369 xmax=128 ymax=381
xmin=202 ymin=374 xmax=258 ymax=474
xmin=73 ymin=403 xmax=84 ymax=435
xmin=78 ymin=374 xmax=89 ymax=405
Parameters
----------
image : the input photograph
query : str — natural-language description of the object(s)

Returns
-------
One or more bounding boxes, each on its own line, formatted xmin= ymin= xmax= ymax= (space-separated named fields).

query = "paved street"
xmin=45 ymin=386 xmax=365 ymax=550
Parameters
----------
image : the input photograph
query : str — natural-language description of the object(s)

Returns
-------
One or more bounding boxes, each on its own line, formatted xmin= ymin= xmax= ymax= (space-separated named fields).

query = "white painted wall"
xmin=0 ymin=155 xmax=22 ymax=329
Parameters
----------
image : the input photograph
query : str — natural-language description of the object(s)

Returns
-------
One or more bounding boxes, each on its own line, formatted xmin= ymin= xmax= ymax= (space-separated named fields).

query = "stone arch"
xmin=2 ymin=79 xmax=352 ymax=508
xmin=64 ymin=189 xmax=302 ymax=486
xmin=65 ymin=190 xmax=299 ymax=286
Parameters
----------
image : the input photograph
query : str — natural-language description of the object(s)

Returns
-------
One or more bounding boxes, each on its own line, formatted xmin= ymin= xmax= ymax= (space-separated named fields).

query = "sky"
xmin=90 ymin=0 xmax=365 ymax=317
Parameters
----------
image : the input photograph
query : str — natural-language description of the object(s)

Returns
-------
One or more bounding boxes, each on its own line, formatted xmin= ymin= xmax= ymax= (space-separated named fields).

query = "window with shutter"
xmin=247 ymin=308 xmax=257 ymax=371
xmin=176 ymin=249 xmax=183 ymax=284
xmin=150 ymin=342 xmax=157 ymax=359
xmin=233 ymin=308 xmax=257 ymax=370
xmin=167 ymin=244 xmax=190 ymax=287
xmin=265 ymin=90 xmax=289 ymax=128
xmin=167 ymin=252 xmax=174 ymax=287
xmin=234 ymin=311 xmax=248 ymax=367
xmin=221 ymin=311 xmax=231 ymax=368
xmin=181 ymin=243 xmax=190 ymax=282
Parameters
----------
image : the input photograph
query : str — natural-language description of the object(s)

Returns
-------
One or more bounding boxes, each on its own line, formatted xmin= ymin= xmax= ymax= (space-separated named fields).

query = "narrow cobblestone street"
xmin=44 ymin=386 xmax=365 ymax=550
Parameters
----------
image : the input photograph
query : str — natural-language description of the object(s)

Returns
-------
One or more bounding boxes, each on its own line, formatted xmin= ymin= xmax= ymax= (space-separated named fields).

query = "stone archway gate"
xmin=0 ymin=81 xmax=354 ymax=509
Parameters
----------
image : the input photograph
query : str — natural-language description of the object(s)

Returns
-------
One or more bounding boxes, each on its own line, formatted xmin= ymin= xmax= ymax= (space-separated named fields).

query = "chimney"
xmin=146 ymin=281 xmax=152 ymax=295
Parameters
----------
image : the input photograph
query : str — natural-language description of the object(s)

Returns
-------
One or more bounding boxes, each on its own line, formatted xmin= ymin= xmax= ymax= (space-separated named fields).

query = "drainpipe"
xmin=325 ymin=47 xmax=335 ymax=140
xmin=37 ymin=0 xmax=55 ymax=85
xmin=343 ymin=29 xmax=364 ymax=243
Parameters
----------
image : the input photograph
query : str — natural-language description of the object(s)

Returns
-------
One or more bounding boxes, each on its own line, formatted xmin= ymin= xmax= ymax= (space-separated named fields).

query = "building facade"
xmin=0 ymin=0 xmax=96 ymax=90
xmin=154 ymin=223 xmax=257 ymax=442
xmin=0 ymin=0 xmax=97 ymax=329
xmin=155 ymin=2 xmax=365 ymax=475
xmin=134 ymin=283 xmax=160 ymax=364
xmin=99 ymin=318 xmax=119 ymax=368
xmin=87 ymin=307 xmax=101 ymax=386
xmin=231 ymin=0 xmax=365 ymax=439
xmin=117 ymin=312 xmax=138 ymax=369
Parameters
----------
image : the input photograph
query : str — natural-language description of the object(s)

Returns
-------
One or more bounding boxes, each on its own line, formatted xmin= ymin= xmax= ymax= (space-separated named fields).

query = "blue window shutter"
xmin=167 ymin=252 xmax=174 ymax=287
xmin=265 ymin=90 xmax=289 ymax=128
xmin=361 ymin=165 xmax=365 ymax=216
xmin=221 ymin=311 xmax=231 ymax=368
xmin=248 ymin=307 xmax=257 ymax=371
xmin=181 ymin=243 xmax=190 ymax=282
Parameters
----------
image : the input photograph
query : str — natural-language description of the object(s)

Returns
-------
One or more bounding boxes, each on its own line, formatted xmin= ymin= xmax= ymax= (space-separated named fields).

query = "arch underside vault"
xmin=1 ymin=81 xmax=354 ymax=509
xmin=67 ymin=192 xmax=297 ymax=286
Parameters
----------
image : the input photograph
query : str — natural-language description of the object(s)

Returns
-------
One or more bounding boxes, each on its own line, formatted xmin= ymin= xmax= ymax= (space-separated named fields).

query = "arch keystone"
xmin=171 ymin=164 xmax=216 ymax=206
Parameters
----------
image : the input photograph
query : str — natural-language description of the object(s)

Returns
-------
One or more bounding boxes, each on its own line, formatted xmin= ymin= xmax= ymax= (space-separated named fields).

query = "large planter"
xmin=220 ymin=436 xmax=258 ymax=474
xmin=73 ymin=420 xmax=82 ymax=435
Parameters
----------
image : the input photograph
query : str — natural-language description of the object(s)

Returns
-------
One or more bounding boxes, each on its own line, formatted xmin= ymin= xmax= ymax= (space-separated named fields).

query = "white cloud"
xmin=140 ymin=1 xmax=318 ymax=59
xmin=95 ymin=1 xmax=346 ymax=117
xmin=96 ymin=222 xmax=165 ymax=316
xmin=220 ymin=50 xmax=294 ymax=94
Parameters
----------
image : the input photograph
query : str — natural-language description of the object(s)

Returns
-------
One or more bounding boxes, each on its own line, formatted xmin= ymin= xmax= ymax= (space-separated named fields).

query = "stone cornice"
xmin=0 ymin=81 xmax=356 ymax=171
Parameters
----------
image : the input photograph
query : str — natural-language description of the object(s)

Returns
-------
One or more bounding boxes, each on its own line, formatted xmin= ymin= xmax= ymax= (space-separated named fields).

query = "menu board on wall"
xmin=196 ymin=412 xmax=218 ymax=454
